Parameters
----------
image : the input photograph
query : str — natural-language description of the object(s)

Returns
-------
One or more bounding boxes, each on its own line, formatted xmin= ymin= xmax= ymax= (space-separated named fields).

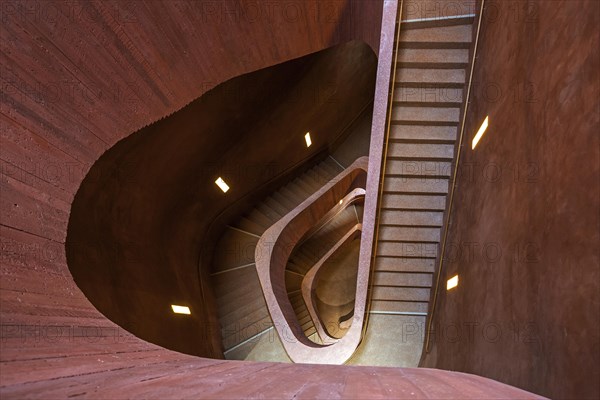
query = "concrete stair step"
xmin=287 ymin=259 xmax=310 ymax=275
xmin=285 ymin=270 xmax=303 ymax=290
xmin=264 ymin=195 xmax=289 ymax=217
xmin=277 ymin=185 xmax=303 ymax=208
xmin=219 ymin=297 xmax=269 ymax=334
xmin=255 ymin=203 xmax=281 ymax=224
xmin=322 ymin=157 xmax=344 ymax=175
xmin=387 ymin=142 xmax=455 ymax=160
xmin=212 ymin=227 xmax=258 ymax=273
xmin=302 ymin=168 xmax=325 ymax=190
xmin=304 ymin=325 xmax=317 ymax=337
xmin=214 ymin=268 xmax=266 ymax=315
xmin=400 ymin=24 xmax=473 ymax=48
xmin=385 ymin=160 xmax=453 ymax=177
xmin=301 ymin=317 xmax=315 ymax=331
xmin=379 ymin=226 xmax=441 ymax=242
xmin=379 ymin=210 xmax=444 ymax=226
xmin=309 ymin=165 xmax=334 ymax=187
xmin=393 ymin=88 xmax=464 ymax=107
xmin=377 ymin=241 xmax=439 ymax=258
xmin=369 ymin=300 xmax=429 ymax=314
xmin=400 ymin=12 xmax=475 ymax=29
xmin=246 ymin=208 xmax=275 ymax=230
xmin=396 ymin=48 xmax=469 ymax=67
xmin=373 ymin=271 xmax=433 ymax=287
xmin=285 ymin=180 xmax=311 ymax=200
xmin=221 ymin=304 xmax=270 ymax=338
xmin=391 ymin=106 xmax=460 ymax=124
xmin=293 ymin=175 xmax=320 ymax=197
xmin=381 ymin=194 xmax=447 ymax=210
xmin=289 ymin=292 xmax=305 ymax=309
xmin=296 ymin=307 xmax=310 ymax=321
xmin=236 ymin=216 xmax=266 ymax=237
xmin=396 ymin=68 xmax=466 ymax=85
xmin=371 ymin=286 xmax=431 ymax=302
xmin=222 ymin=315 xmax=273 ymax=350
xmin=375 ymin=256 xmax=435 ymax=273
xmin=389 ymin=124 xmax=458 ymax=142
xmin=383 ymin=176 xmax=449 ymax=194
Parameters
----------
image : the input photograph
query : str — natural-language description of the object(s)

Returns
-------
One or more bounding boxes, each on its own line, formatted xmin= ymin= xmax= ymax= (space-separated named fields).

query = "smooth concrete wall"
xmin=420 ymin=1 xmax=600 ymax=399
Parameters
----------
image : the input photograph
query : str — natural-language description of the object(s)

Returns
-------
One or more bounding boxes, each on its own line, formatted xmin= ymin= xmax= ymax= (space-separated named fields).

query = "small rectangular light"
xmin=447 ymin=275 xmax=459 ymax=290
xmin=171 ymin=305 xmax=191 ymax=315
xmin=471 ymin=116 xmax=489 ymax=149
xmin=215 ymin=177 xmax=230 ymax=193
xmin=305 ymin=132 xmax=312 ymax=147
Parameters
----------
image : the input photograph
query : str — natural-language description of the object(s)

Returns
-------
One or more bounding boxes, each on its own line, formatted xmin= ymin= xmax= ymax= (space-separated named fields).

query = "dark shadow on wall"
xmin=66 ymin=41 xmax=378 ymax=358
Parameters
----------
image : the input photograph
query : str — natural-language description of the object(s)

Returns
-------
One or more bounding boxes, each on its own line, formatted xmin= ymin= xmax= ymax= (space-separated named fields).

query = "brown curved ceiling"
xmin=65 ymin=41 xmax=377 ymax=357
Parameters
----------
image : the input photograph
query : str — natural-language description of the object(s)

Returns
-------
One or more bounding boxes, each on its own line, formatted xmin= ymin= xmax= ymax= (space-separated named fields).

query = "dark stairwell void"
xmin=65 ymin=41 xmax=377 ymax=359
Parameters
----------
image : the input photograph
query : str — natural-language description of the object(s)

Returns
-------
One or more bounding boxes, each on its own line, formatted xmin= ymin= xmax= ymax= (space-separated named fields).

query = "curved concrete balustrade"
xmin=302 ymin=222 xmax=363 ymax=344
xmin=255 ymin=157 xmax=370 ymax=364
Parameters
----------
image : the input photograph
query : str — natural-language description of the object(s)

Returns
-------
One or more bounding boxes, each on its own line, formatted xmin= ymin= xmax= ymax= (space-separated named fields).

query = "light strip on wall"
xmin=171 ymin=305 xmax=191 ymax=315
xmin=447 ymin=275 xmax=459 ymax=290
xmin=305 ymin=132 xmax=312 ymax=147
xmin=215 ymin=177 xmax=230 ymax=193
xmin=471 ymin=116 xmax=489 ymax=149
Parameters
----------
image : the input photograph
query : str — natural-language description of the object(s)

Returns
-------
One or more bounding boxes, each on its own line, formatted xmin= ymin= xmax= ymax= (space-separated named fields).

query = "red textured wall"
xmin=420 ymin=1 xmax=600 ymax=398
xmin=0 ymin=0 xmax=384 ymax=390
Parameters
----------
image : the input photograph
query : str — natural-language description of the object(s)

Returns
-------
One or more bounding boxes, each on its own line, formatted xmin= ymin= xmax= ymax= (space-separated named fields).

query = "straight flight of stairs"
xmin=210 ymin=157 xmax=344 ymax=359
xmin=370 ymin=15 xmax=474 ymax=321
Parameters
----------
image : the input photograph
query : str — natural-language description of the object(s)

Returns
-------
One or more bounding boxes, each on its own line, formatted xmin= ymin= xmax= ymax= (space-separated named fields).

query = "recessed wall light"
xmin=305 ymin=132 xmax=312 ymax=147
xmin=471 ymin=116 xmax=489 ymax=149
xmin=339 ymin=200 xmax=343 ymax=205
xmin=171 ymin=305 xmax=191 ymax=315
xmin=447 ymin=275 xmax=459 ymax=290
xmin=215 ymin=177 xmax=230 ymax=193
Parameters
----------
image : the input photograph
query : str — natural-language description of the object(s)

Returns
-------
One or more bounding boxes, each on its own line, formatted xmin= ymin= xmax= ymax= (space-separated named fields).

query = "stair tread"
xmin=264 ymin=196 xmax=289 ymax=217
xmin=380 ymin=210 xmax=444 ymax=227
xmin=383 ymin=176 xmax=449 ymax=194
xmin=235 ymin=217 xmax=266 ymax=237
xmin=370 ymin=300 xmax=429 ymax=314
xmin=222 ymin=314 xmax=273 ymax=350
xmin=396 ymin=68 xmax=466 ymax=84
xmin=392 ymin=106 xmax=460 ymax=123
xmin=256 ymin=202 xmax=282 ymax=223
xmin=394 ymin=88 xmax=464 ymax=106
xmin=389 ymin=125 xmax=458 ymax=142
xmin=387 ymin=142 xmax=455 ymax=160
xmin=396 ymin=48 xmax=469 ymax=65
xmin=371 ymin=286 xmax=431 ymax=302
xmin=375 ymin=256 xmax=436 ymax=273
xmin=377 ymin=241 xmax=439 ymax=258
xmin=400 ymin=24 xmax=473 ymax=46
xmin=385 ymin=160 xmax=453 ymax=177
xmin=212 ymin=227 xmax=258 ymax=273
xmin=379 ymin=226 xmax=441 ymax=242
xmin=373 ymin=271 xmax=433 ymax=288
xmin=246 ymin=208 xmax=275 ymax=229
xmin=381 ymin=194 xmax=447 ymax=210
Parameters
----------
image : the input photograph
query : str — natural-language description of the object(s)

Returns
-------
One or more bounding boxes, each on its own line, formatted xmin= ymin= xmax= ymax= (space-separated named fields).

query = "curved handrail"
xmin=255 ymin=157 xmax=368 ymax=364
xmin=302 ymin=221 xmax=363 ymax=344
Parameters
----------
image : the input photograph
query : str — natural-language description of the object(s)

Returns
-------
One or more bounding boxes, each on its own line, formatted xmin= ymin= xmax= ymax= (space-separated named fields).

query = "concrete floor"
xmin=348 ymin=314 xmax=426 ymax=367
xmin=225 ymin=328 xmax=292 ymax=362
